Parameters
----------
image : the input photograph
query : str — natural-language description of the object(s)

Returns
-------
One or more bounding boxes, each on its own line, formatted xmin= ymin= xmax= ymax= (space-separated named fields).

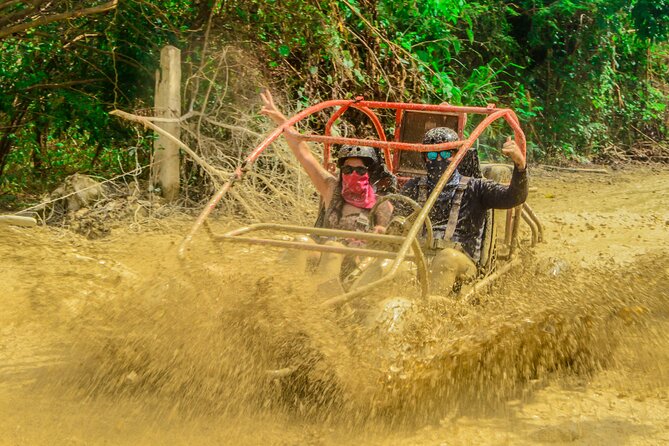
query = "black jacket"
xmin=401 ymin=167 xmax=528 ymax=262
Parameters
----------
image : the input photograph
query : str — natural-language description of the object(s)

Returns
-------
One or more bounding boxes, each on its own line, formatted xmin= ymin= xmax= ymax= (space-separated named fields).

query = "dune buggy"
xmin=177 ymin=98 xmax=543 ymax=307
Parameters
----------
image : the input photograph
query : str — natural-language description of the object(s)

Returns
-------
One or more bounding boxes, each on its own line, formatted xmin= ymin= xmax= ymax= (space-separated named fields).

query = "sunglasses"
xmin=341 ymin=165 xmax=368 ymax=175
xmin=425 ymin=150 xmax=454 ymax=161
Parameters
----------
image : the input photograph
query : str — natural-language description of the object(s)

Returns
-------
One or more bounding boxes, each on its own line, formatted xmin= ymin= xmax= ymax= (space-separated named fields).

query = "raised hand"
xmin=259 ymin=89 xmax=334 ymax=199
xmin=260 ymin=89 xmax=287 ymax=125
xmin=501 ymin=136 xmax=526 ymax=170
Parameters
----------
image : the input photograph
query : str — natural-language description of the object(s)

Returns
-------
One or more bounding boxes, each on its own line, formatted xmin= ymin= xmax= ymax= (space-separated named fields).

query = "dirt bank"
xmin=1 ymin=167 xmax=668 ymax=445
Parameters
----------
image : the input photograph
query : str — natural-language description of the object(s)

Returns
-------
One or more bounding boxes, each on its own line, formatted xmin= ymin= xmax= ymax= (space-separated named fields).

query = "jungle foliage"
xmin=0 ymin=0 xmax=667 ymax=196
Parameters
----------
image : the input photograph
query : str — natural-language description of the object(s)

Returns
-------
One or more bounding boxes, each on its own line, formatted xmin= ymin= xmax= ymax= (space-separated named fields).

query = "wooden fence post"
xmin=152 ymin=45 xmax=181 ymax=201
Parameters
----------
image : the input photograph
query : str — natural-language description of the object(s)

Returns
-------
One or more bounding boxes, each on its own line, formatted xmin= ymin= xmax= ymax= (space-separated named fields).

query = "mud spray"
xmin=1 ymin=168 xmax=668 ymax=445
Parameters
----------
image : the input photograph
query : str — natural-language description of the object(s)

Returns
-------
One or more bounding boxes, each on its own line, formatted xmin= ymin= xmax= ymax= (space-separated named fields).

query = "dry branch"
xmin=538 ymin=164 xmax=609 ymax=174
xmin=0 ymin=215 xmax=37 ymax=227
xmin=24 ymin=78 xmax=105 ymax=91
xmin=136 ymin=111 xmax=263 ymax=138
xmin=110 ymin=109 xmax=226 ymax=185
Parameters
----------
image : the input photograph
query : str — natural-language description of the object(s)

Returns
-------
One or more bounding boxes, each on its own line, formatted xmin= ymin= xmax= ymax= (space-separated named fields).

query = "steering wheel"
xmin=368 ymin=194 xmax=434 ymax=249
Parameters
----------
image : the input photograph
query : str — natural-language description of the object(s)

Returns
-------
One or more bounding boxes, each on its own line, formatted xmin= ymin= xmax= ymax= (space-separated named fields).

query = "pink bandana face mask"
xmin=341 ymin=171 xmax=377 ymax=209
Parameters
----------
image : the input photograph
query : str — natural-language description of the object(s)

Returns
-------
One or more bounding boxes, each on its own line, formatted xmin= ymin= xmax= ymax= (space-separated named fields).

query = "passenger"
xmin=401 ymin=127 xmax=528 ymax=294
xmin=260 ymin=90 xmax=393 ymax=234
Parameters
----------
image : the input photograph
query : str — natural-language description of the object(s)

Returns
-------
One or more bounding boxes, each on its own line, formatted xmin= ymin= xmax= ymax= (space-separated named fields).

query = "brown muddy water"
xmin=1 ymin=167 xmax=668 ymax=445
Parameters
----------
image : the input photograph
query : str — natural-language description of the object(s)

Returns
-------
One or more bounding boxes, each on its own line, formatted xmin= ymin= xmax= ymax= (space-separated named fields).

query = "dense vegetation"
xmin=0 ymin=0 xmax=667 ymax=199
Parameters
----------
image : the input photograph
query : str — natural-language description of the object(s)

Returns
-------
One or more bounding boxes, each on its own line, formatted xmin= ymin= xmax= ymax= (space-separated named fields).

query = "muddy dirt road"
xmin=1 ymin=167 xmax=668 ymax=445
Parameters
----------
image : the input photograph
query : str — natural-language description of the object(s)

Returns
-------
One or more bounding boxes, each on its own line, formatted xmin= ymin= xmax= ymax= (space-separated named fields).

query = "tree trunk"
xmin=33 ymin=120 xmax=49 ymax=179
xmin=0 ymin=105 xmax=29 ymax=177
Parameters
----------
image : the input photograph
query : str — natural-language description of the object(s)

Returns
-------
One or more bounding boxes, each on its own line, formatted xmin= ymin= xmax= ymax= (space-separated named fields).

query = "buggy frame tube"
xmin=509 ymin=205 xmax=523 ymax=256
xmin=209 ymin=235 xmax=417 ymax=260
xmin=521 ymin=207 xmax=539 ymax=246
xmin=323 ymin=103 xmax=391 ymax=170
xmin=220 ymin=223 xmax=407 ymax=244
xmin=357 ymin=105 xmax=391 ymax=164
xmin=323 ymin=102 xmax=354 ymax=171
xmin=523 ymin=203 xmax=544 ymax=243
xmin=178 ymin=169 xmax=241 ymax=259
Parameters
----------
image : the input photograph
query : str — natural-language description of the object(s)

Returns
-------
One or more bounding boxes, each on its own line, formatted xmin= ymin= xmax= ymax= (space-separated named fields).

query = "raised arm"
xmin=260 ymin=90 xmax=335 ymax=204
xmin=478 ymin=137 xmax=528 ymax=209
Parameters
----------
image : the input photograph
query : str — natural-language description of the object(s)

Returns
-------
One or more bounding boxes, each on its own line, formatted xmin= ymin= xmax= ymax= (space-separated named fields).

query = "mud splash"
xmin=1 ymin=167 xmax=668 ymax=444
xmin=55 ymin=249 xmax=668 ymax=426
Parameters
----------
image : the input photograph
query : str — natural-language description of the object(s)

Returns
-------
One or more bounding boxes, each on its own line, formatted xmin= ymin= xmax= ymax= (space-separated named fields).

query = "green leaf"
xmin=278 ymin=45 xmax=290 ymax=57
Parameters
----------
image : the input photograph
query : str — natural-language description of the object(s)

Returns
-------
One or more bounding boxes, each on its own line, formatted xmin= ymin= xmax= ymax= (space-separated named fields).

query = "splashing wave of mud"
xmin=59 ymin=244 xmax=668 ymax=425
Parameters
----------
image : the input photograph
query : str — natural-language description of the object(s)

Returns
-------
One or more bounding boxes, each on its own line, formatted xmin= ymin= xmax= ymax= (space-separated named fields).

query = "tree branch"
xmin=0 ymin=0 xmax=24 ymax=9
xmin=0 ymin=0 xmax=118 ymax=39
xmin=62 ymin=32 xmax=101 ymax=47
xmin=24 ymin=78 xmax=105 ymax=91
xmin=128 ymin=110 xmax=264 ymax=138
xmin=110 ymin=109 xmax=226 ymax=185
xmin=0 ymin=1 xmax=40 ymax=29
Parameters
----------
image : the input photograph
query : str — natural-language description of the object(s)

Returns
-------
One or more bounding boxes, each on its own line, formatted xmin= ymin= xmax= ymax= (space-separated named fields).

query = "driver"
xmin=401 ymin=127 xmax=528 ymax=294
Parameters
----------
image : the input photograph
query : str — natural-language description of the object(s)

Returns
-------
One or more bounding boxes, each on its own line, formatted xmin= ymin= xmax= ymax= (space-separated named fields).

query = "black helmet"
xmin=336 ymin=145 xmax=379 ymax=167
xmin=422 ymin=127 xmax=459 ymax=145
xmin=423 ymin=127 xmax=481 ymax=177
